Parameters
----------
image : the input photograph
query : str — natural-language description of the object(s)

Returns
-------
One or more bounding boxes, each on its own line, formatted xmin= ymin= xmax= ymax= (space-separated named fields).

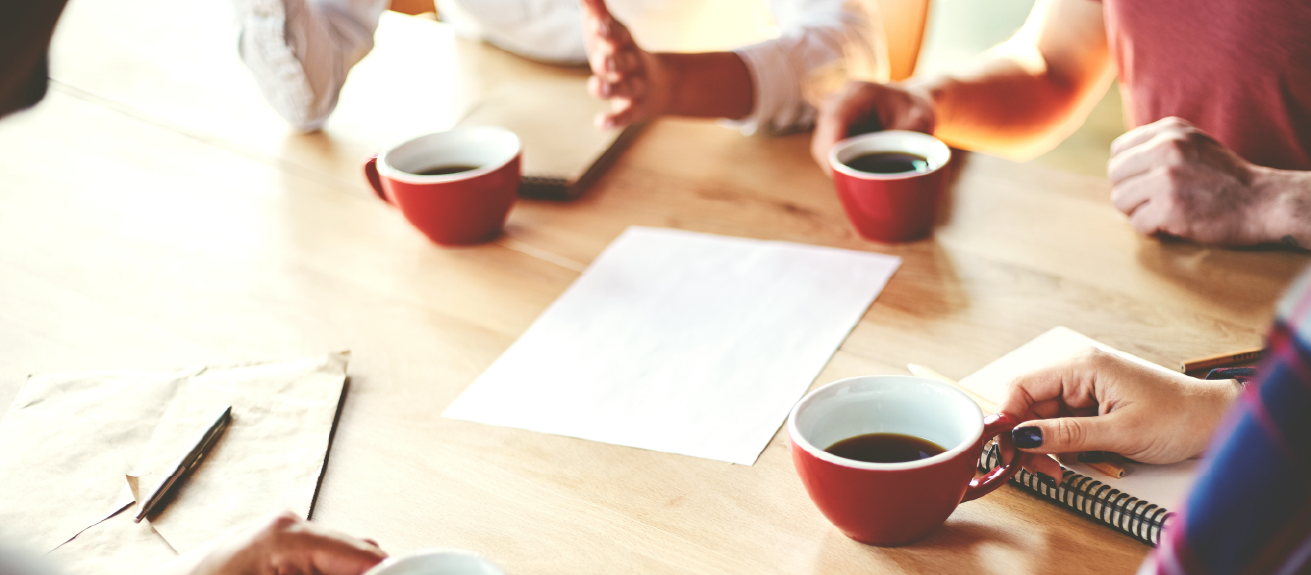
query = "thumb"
xmin=1011 ymin=415 xmax=1125 ymax=455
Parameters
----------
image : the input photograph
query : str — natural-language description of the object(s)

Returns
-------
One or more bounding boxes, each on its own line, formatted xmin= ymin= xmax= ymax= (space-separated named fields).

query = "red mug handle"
xmin=363 ymin=153 xmax=391 ymax=204
xmin=961 ymin=412 xmax=1022 ymax=502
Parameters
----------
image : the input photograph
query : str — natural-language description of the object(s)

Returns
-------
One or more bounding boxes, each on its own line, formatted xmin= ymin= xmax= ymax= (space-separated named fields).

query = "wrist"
xmin=1251 ymin=166 xmax=1311 ymax=249
xmin=1185 ymin=378 xmax=1244 ymax=457
xmin=652 ymin=52 xmax=753 ymax=121
xmin=898 ymin=76 xmax=947 ymax=122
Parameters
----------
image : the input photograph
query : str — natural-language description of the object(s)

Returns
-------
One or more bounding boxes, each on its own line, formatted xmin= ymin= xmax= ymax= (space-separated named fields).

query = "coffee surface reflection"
xmin=825 ymin=432 xmax=946 ymax=463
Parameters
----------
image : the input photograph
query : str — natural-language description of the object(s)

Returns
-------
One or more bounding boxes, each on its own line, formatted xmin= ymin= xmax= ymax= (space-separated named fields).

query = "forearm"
xmin=908 ymin=52 xmax=1112 ymax=159
xmin=652 ymin=51 xmax=754 ymax=121
xmin=904 ymin=0 xmax=1114 ymax=159
xmin=1256 ymin=168 xmax=1311 ymax=250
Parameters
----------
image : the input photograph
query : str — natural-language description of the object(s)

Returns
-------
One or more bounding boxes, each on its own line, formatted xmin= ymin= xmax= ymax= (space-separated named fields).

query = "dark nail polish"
xmin=1037 ymin=472 xmax=1060 ymax=489
xmin=1013 ymin=426 xmax=1043 ymax=449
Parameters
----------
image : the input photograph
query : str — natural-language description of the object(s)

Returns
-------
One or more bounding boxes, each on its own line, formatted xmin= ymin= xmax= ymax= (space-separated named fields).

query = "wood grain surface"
xmin=1 ymin=0 xmax=1306 ymax=573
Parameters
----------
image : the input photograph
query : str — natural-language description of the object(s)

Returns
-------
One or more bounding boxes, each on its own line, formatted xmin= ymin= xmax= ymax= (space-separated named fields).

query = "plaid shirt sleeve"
xmin=1141 ymin=271 xmax=1311 ymax=575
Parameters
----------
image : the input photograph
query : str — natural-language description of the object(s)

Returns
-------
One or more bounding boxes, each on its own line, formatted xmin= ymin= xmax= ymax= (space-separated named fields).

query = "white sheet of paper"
xmin=960 ymin=326 xmax=1197 ymax=509
xmin=443 ymin=227 xmax=902 ymax=465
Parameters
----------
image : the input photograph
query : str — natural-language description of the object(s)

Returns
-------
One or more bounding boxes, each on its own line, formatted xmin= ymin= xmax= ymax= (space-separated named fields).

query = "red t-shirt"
xmin=1101 ymin=0 xmax=1311 ymax=170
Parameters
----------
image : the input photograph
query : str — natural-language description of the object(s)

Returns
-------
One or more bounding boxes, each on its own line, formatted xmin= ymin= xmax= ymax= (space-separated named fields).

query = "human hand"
xmin=811 ymin=80 xmax=936 ymax=174
xmin=176 ymin=511 xmax=385 ymax=575
xmin=1108 ymin=116 xmax=1291 ymax=246
xmin=580 ymin=0 xmax=669 ymax=129
xmin=998 ymin=347 xmax=1241 ymax=481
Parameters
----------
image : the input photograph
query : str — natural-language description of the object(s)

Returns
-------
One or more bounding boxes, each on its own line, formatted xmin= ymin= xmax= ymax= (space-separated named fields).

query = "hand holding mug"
xmin=812 ymin=80 xmax=937 ymax=174
xmin=788 ymin=376 xmax=1021 ymax=546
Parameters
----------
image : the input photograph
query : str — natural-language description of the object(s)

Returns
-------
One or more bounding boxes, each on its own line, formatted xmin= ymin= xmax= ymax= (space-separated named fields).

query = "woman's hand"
xmin=998 ymin=347 xmax=1241 ymax=480
xmin=158 ymin=511 xmax=386 ymax=575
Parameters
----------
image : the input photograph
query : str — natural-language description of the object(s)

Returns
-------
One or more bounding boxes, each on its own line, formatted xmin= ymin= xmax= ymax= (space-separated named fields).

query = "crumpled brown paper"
xmin=0 ymin=353 xmax=348 ymax=571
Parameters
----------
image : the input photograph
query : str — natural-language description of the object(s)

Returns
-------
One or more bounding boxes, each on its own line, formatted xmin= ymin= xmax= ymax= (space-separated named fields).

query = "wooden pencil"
xmin=1077 ymin=451 xmax=1126 ymax=479
xmin=1180 ymin=348 xmax=1266 ymax=372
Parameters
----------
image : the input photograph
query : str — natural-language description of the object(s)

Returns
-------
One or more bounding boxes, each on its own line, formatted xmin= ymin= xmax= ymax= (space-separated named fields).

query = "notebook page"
xmin=960 ymin=326 xmax=1198 ymax=509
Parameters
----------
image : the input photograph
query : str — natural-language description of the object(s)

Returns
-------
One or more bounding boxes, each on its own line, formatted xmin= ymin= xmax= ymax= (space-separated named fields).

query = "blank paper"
xmin=443 ymin=227 xmax=901 ymax=465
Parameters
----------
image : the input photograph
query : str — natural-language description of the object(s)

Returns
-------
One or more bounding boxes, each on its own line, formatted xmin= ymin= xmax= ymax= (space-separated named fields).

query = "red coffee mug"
xmin=829 ymin=131 xmax=951 ymax=243
xmin=787 ymin=375 xmax=1020 ymax=546
xmin=364 ymin=126 xmax=521 ymax=246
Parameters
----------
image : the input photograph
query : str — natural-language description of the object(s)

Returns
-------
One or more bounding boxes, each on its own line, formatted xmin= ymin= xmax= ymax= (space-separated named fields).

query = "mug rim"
xmin=787 ymin=375 xmax=984 ymax=471
xmin=828 ymin=130 xmax=951 ymax=182
xmin=378 ymin=126 xmax=521 ymax=185
xmin=360 ymin=548 xmax=504 ymax=575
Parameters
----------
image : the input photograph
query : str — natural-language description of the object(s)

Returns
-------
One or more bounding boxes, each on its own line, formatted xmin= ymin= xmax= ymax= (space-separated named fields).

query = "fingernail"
xmin=1037 ymin=472 xmax=1060 ymax=489
xmin=1012 ymin=426 xmax=1043 ymax=449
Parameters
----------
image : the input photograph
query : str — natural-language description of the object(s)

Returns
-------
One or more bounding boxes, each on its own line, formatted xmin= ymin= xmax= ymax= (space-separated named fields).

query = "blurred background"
xmin=917 ymin=0 xmax=1125 ymax=177
xmin=392 ymin=0 xmax=1126 ymax=177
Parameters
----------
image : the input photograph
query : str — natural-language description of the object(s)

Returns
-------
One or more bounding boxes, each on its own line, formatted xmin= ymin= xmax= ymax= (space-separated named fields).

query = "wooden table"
xmin=2 ymin=0 xmax=1306 ymax=573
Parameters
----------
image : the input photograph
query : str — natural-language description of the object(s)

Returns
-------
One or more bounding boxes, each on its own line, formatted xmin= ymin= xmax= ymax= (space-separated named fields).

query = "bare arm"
xmin=812 ymin=0 xmax=1115 ymax=165
xmin=914 ymin=0 xmax=1115 ymax=158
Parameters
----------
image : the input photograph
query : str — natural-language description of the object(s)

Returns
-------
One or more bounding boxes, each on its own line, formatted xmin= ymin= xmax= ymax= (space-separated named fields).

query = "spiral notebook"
xmin=963 ymin=327 xmax=1199 ymax=546
xmin=458 ymin=76 xmax=642 ymax=200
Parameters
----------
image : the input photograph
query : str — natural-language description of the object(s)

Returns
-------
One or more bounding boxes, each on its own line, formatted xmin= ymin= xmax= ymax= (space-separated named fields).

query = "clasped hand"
xmin=1109 ymin=116 xmax=1294 ymax=246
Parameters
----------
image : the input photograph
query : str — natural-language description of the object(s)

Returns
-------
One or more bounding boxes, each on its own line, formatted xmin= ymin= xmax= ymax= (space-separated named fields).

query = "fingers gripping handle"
xmin=961 ymin=412 xmax=1022 ymax=503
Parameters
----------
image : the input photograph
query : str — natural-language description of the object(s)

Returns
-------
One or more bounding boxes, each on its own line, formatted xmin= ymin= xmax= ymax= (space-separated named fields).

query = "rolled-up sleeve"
xmin=729 ymin=0 xmax=882 ymax=135
xmin=234 ymin=0 xmax=386 ymax=131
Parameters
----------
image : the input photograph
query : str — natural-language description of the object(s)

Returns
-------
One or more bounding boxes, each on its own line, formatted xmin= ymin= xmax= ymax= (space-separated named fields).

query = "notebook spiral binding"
xmin=980 ymin=444 xmax=1175 ymax=546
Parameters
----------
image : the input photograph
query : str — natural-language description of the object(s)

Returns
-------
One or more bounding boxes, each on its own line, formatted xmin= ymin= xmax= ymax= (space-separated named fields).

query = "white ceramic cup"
xmin=361 ymin=549 xmax=506 ymax=575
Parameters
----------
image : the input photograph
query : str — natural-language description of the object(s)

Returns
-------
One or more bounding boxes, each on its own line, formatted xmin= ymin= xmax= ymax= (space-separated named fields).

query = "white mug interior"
xmin=828 ymin=130 xmax=951 ymax=181
xmin=788 ymin=376 xmax=984 ymax=470
xmin=360 ymin=549 xmax=505 ymax=575
xmin=379 ymin=126 xmax=521 ymax=184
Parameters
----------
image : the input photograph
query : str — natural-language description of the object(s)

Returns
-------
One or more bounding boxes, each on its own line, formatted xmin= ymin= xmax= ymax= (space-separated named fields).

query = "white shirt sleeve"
xmin=438 ymin=0 xmax=587 ymax=65
xmin=729 ymin=0 xmax=884 ymax=135
xmin=233 ymin=0 xmax=387 ymax=131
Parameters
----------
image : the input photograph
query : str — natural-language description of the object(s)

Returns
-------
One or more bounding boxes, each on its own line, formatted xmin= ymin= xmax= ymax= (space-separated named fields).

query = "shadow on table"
xmin=1134 ymin=237 xmax=1308 ymax=316
xmin=810 ymin=513 xmax=1144 ymax=574
xmin=934 ymin=149 xmax=970 ymax=228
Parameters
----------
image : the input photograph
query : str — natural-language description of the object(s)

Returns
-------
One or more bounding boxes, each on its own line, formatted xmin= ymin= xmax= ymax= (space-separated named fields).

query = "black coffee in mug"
xmin=844 ymin=152 xmax=930 ymax=175
xmin=413 ymin=164 xmax=480 ymax=176
xmin=825 ymin=432 xmax=946 ymax=463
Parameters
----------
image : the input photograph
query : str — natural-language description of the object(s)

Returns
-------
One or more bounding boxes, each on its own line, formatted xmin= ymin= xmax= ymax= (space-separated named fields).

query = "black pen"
xmin=134 ymin=404 xmax=233 ymax=523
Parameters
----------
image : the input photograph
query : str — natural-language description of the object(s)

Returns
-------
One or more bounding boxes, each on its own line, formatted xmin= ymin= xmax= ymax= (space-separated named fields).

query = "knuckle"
xmin=1161 ymin=138 xmax=1188 ymax=164
xmin=1163 ymin=165 xmax=1189 ymax=189
xmin=1075 ymin=346 xmax=1109 ymax=368
xmin=259 ymin=510 xmax=301 ymax=538
xmin=1055 ymin=419 xmax=1086 ymax=449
